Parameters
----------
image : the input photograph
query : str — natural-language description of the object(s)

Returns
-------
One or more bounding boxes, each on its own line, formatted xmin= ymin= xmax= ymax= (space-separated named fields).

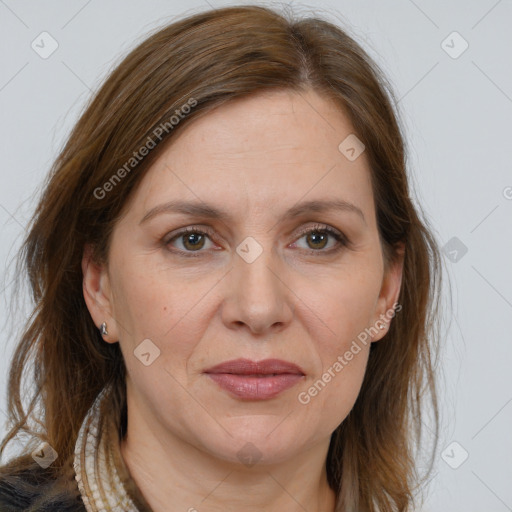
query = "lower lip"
xmin=206 ymin=373 xmax=304 ymax=400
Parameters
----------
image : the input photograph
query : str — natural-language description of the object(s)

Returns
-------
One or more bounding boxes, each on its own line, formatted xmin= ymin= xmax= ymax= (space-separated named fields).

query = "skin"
xmin=82 ymin=88 xmax=404 ymax=512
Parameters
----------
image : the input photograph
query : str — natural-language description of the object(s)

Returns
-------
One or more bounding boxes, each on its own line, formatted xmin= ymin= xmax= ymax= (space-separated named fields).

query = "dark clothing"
xmin=0 ymin=461 xmax=86 ymax=512
xmin=0 ymin=405 xmax=153 ymax=511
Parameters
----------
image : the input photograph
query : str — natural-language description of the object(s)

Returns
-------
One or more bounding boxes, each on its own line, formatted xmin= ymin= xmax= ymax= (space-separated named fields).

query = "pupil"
xmin=309 ymin=232 xmax=327 ymax=249
xmin=185 ymin=233 xmax=203 ymax=249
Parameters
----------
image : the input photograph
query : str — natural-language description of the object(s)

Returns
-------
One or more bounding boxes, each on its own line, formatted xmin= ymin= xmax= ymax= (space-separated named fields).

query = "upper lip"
xmin=204 ymin=358 xmax=305 ymax=376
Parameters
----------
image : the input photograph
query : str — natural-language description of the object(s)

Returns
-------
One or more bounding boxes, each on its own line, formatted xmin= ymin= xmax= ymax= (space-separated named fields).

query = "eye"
xmin=165 ymin=226 xmax=217 ymax=256
xmin=164 ymin=224 xmax=348 ymax=257
xmin=291 ymin=224 xmax=348 ymax=254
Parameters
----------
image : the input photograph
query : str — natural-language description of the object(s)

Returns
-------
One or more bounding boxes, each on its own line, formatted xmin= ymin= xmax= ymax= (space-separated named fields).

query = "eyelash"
xmin=164 ymin=224 xmax=349 ymax=258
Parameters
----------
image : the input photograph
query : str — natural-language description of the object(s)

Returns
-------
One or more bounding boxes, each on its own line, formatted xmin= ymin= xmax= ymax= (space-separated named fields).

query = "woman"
xmin=0 ymin=4 xmax=443 ymax=511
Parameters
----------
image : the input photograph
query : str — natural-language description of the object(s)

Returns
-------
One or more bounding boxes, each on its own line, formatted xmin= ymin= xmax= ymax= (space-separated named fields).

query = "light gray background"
xmin=0 ymin=1 xmax=511 ymax=511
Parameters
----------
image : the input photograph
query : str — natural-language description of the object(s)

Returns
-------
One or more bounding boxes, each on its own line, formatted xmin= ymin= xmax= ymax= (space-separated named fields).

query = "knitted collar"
xmin=73 ymin=384 xmax=151 ymax=512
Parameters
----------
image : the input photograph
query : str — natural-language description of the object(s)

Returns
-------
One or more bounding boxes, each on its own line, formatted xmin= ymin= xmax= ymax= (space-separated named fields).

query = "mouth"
xmin=203 ymin=358 xmax=305 ymax=400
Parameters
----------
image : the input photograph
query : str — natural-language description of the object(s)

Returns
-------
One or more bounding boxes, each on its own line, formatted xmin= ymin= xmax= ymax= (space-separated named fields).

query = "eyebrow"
xmin=139 ymin=198 xmax=366 ymax=226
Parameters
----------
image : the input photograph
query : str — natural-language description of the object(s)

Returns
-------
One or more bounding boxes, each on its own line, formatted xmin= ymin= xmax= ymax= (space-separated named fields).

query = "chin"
xmin=195 ymin=418 xmax=314 ymax=467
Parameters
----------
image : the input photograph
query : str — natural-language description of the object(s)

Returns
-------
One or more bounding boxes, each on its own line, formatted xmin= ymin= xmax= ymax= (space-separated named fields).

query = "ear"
xmin=370 ymin=242 xmax=405 ymax=342
xmin=82 ymin=244 xmax=118 ymax=343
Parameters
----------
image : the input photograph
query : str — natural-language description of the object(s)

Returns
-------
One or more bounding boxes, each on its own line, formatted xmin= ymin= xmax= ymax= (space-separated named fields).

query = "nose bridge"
xmin=223 ymin=234 xmax=292 ymax=332
xmin=234 ymin=234 xmax=280 ymax=299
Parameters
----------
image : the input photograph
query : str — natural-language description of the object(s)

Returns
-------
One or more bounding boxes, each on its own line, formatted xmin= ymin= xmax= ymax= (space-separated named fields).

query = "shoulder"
xmin=0 ymin=459 xmax=86 ymax=512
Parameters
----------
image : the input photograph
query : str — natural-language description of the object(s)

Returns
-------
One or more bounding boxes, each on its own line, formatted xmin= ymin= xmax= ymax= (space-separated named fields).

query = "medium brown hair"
xmin=0 ymin=4 xmax=443 ymax=511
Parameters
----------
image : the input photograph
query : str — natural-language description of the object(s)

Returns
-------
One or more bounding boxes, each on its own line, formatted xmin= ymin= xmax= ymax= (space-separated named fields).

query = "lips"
xmin=204 ymin=358 xmax=305 ymax=400
xmin=204 ymin=358 xmax=305 ymax=376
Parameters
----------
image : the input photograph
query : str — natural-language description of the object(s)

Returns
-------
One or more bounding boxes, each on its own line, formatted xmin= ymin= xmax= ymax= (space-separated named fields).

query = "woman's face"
xmin=83 ymin=88 xmax=403 ymax=466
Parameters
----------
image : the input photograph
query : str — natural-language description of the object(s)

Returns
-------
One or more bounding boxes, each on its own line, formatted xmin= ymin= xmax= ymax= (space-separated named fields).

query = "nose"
xmin=220 ymin=240 xmax=294 ymax=335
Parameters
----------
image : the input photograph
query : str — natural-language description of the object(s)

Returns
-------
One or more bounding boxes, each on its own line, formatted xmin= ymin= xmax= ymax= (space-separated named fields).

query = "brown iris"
xmin=306 ymin=231 xmax=329 ymax=250
xmin=182 ymin=232 xmax=206 ymax=251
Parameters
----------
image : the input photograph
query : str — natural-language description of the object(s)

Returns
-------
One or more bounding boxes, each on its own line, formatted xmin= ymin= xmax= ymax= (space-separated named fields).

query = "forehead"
xmin=126 ymin=88 xmax=375 ymax=226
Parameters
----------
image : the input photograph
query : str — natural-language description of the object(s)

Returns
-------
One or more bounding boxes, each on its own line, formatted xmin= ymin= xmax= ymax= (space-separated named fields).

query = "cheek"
xmin=299 ymin=261 xmax=382 ymax=356
xmin=293 ymin=263 xmax=380 ymax=418
xmin=111 ymin=254 xmax=195 ymax=337
xmin=295 ymin=341 xmax=370 ymax=443
xmin=110 ymin=256 xmax=221 ymax=386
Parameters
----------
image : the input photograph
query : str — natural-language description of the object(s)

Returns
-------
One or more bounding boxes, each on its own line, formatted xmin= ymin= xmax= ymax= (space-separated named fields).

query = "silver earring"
xmin=379 ymin=324 xmax=386 ymax=330
xmin=100 ymin=322 xmax=108 ymax=336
